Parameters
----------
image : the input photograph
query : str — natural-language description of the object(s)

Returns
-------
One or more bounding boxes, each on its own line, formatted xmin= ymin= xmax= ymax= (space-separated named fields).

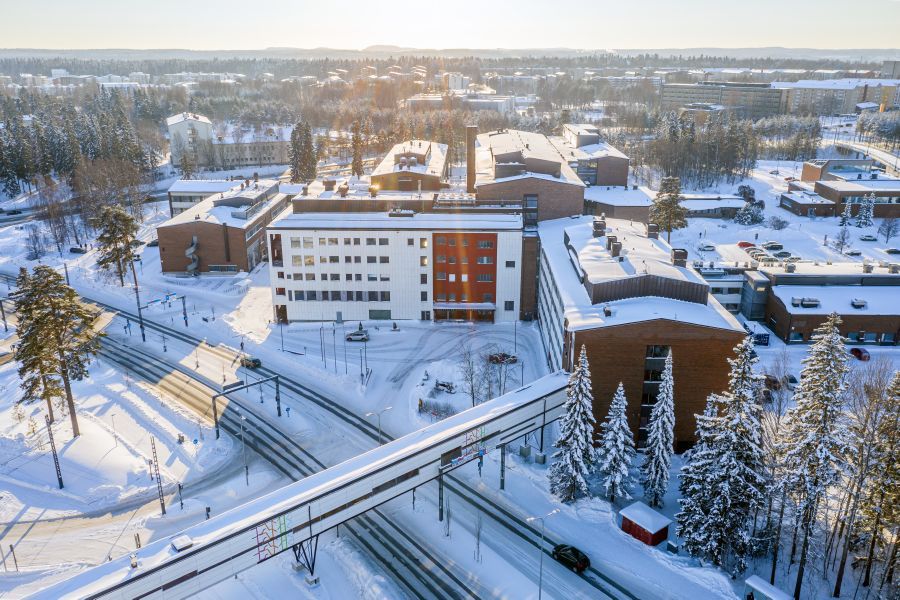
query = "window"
xmin=379 ymin=238 xmax=389 ymax=246
xmin=504 ymin=301 xmax=515 ymax=311
xmin=477 ymin=256 xmax=493 ymax=264
xmin=367 ymin=256 xmax=376 ymax=264
xmin=379 ymin=274 xmax=390 ymax=281
xmin=421 ymin=311 xmax=431 ymax=320
xmin=407 ymin=238 xmax=414 ymax=246
xmin=436 ymin=293 xmax=446 ymax=301
xmin=380 ymin=291 xmax=391 ymax=302
xmin=483 ymin=293 xmax=494 ymax=303
xmin=420 ymin=274 xmax=428 ymax=284
xmin=366 ymin=238 xmax=376 ymax=245
xmin=368 ymin=274 xmax=377 ymax=281
xmin=847 ymin=332 xmax=860 ymax=342
xmin=344 ymin=256 xmax=352 ymax=263
xmin=437 ymin=272 xmax=447 ymax=280
xmin=448 ymin=238 xmax=456 ymax=247
xmin=789 ymin=332 xmax=804 ymax=342
xmin=449 ymin=274 xmax=457 ymax=282
xmin=449 ymin=256 xmax=457 ymax=264
xmin=307 ymin=290 xmax=317 ymax=300
xmin=461 ymin=274 xmax=468 ymax=282
xmin=461 ymin=293 xmax=468 ymax=302
xmin=354 ymin=274 xmax=362 ymax=281
xmin=355 ymin=291 xmax=364 ymax=301
xmin=368 ymin=291 xmax=378 ymax=301
xmin=476 ymin=273 xmax=493 ymax=282
xmin=353 ymin=238 xmax=361 ymax=246
xmin=461 ymin=256 xmax=468 ymax=264
xmin=420 ymin=256 xmax=428 ymax=266
xmin=330 ymin=291 xmax=340 ymax=301
xmin=379 ymin=256 xmax=389 ymax=264
xmin=345 ymin=274 xmax=353 ymax=281
xmin=291 ymin=256 xmax=303 ymax=267
xmin=644 ymin=369 xmax=664 ymax=382
xmin=319 ymin=256 xmax=327 ymax=264
xmin=449 ymin=293 xmax=456 ymax=302
xmin=277 ymin=271 xmax=284 ymax=279
xmin=318 ymin=237 xmax=326 ymax=246
xmin=645 ymin=345 xmax=670 ymax=358
xmin=275 ymin=288 xmax=286 ymax=296
xmin=319 ymin=274 xmax=327 ymax=281
xmin=328 ymin=238 xmax=338 ymax=246
xmin=436 ymin=255 xmax=446 ymax=263
xmin=330 ymin=274 xmax=339 ymax=281
xmin=304 ymin=273 xmax=315 ymax=281
xmin=303 ymin=237 xmax=313 ymax=248
xmin=290 ymin=237 xmax=302 ymax=249
xmin=477 ymin=240 xmax=494 ymax=249
xmin=435 ymin=236 xmax=446 ymax=245
xmin=420 ymin=238 xmax=428 ymax=248
xmin=329 ymin=256 xmax=339 ymax=263
xmin=421 ymin=291 xmax=428 ymax=301
xmin=505 ymin=260 xmax=516 ymax=268
xmin=354 ymin=256 xmax=361 ymax=263
xmin=304 ymin=256 xmax=314 ymax=266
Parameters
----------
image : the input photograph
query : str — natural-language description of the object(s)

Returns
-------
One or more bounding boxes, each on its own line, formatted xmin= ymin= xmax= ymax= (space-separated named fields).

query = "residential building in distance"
xmin=266 ymin=212 xmax=523 ymax=324
xmin=773 ymin=78 xmax=900 ymax=114
xmin=157 ymin=179 xmax=288 ymax=274
xmin=370 ymin=140 xmax=449 ymax=192
xmin=883 ymin=60 xmax=900 ymax=79
xmin=166 ymin=112 xmax=214 ymax=165
xmin=537 ymin=215 xmax=745 ymax=449
xmin=660 ymin=81 xmax=784 ymax=119
xmin=166 ymin=111 xmax=292 ymax=169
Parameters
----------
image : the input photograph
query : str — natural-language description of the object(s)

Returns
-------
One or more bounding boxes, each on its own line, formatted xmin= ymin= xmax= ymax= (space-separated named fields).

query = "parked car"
xmin=748 ymin=250 xmax=768 ymax=258
xmin=69 ymin=246 xmax=87 ymax=254
xmin=758 ymin=256 xmax=779 ymax=264
xmin=147 ymin=239 xmax=159 ymax=247
xmin=773 ymin=251 xmax=792 ymax=258
xmin=5 ymin=209 xmax=22 ymax=215
xmin=737 ymin=241 xmax=756 ymax=249
xmin=488 ymin=352 xmax=518 ymax=365
xmin=784 ymin=374 xmax=799 ymax=391
xmin=885 ymin=248 xmax=900 ymax=255
xmin=697 ymin=244 xmax=715 ymax=252
xmin=763 ymin=374 xmax=783 ymax=390
xmin=850 ymin=348 xmax=871 ymax=361
xmin=859 ymin=234 xmax=877 ymax=242
xmin=435 ymin=380 xmax=456 ymax=394
xmin=844 ymin=249 xmax=862 ymax=256
xmin=761 ymin=241 xmax=783 ymax=250
xmin=346 ymin=330 xmax=369 ymax=342
xmin=784 ymin=256 xmax=802 ymax=263
xmin=240 ymin=356 xmax=262 ymax=369
xmin=551 ymin=544 xmax=591 ymax=573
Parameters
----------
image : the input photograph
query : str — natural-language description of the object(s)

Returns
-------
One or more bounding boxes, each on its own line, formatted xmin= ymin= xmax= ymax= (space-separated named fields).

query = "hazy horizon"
xmin=4 ymin=0 xmax=900 ymax=52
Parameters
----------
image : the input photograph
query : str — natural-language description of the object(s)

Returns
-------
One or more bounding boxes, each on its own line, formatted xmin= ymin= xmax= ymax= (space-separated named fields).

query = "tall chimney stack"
xmin=466 ymin=125 xmax=478 ymax=194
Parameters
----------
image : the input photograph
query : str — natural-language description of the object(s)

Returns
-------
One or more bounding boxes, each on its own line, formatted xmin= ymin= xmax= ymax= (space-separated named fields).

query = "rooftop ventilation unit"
xmin=800 ymin=298 xmax=820 ymax=308
xmin=851 ymin=298 xmax=868 ymax=309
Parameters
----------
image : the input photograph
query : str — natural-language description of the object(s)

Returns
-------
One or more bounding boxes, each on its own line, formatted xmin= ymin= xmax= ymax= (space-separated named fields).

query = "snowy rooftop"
xmin=269 ymin=211 xmax=523 ymax=231
xmin=475 ymin=129 xmax=584 ymax=188
xmin=167 ymin=179 xmax=243 ymax=195
xmin=816 ymin=178 xmax=900 ymax=193
xmin=620 ymin=501 xmax=671 ymax=533
xmin=772 ymin=78 xmax=900 ymax=90
xmin=584 ymin=185 xmax=654 ymax=207
xmin=212 ymin=123 xmax=293 ymax=145
xmin=538 ymin=216 xmax=742 ymax=332
xmin=759 ymin=261 xmax=899 ymax=276
xmin=770 ymin=285 xmax=900 ymax=315
xmin=165 ymin=112 xmax=212 ymax=126
xmin=161 ymin=180 xmax=283 ymax=230
xmin=780 ymin=190 xmax=834 ymax=205
xmin=371 ymin=139 xmax=448 ymax=179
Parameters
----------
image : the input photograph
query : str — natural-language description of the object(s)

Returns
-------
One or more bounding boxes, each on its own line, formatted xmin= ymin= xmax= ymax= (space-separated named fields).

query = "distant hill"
xmin=0 ymin=46 xmax=896 ymax=61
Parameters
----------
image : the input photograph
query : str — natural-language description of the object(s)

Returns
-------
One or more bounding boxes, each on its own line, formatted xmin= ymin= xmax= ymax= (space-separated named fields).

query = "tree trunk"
xmin=57 ymin=352 xmax=79 ymax=438
xmin=863 ymin=499 xmax=884 ymax=587
xmin=116 ymin=256 xmax=125 ymax=287
xmin=41 ymin=375 xmax=55 ymax=423
xmin=881 ymin=528 xmax=898 ymax=588
xmin=771 ymin=488 xmax=787 ymax=584
xmin=833 ymin=485 xmax=862 ymax=596
xmin=794 ymin=498 xmax=818 ymax=600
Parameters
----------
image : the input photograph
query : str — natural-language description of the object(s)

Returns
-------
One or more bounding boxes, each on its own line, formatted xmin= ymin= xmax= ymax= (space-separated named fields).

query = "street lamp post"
xmin=365 ymin=406 xmax=392 ymax=445
xmin=526 ymin=509 xmax=559 ymax=600
xmin=111 ymin=413 xmax=118 ymax=448
xmin=240 ymin=415 xmax=248 ymax=486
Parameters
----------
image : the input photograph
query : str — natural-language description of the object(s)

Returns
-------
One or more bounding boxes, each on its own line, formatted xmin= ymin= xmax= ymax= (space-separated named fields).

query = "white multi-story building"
xmin=266 ymin=211 xmax=523 ymax=323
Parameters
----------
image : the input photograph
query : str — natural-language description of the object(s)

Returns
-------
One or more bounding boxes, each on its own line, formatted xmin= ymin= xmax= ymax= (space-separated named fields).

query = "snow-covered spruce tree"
xmin=704 ymin=337 xmax=767 ymax=574
xmin=838 ymin=200 xmax=853 ymax=227
xmin=93 ymin=204 xmax=139 ymax=287
xmin=548 ymin=345 xmax=597 ymax=503
xmin=649 ymin=177 xmax=688 ymax=243
xmin=12 ymin=266 xmax=103 ymax=439
xmin=780 ymin=313 xmax=849 ymax=599
xmin=350 ymin=120 xmax=364 ymax=178
xmin=733 ymin=202 xmax=764 ymax=226
xmin=642 ymin=351 xmax=675 ymax=508
xmin=677 ymin=394 xmax=723 ymax=559
xmin=288 ymin=122 xmax=303 ymax=183
xmin=597 ymin=382 xmax=636 ymax=503
xmin=855 ymin=194 xmax=875 ymax=228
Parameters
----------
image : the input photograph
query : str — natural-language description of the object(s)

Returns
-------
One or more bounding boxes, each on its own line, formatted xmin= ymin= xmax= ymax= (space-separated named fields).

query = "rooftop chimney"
xmin=466 ymin=125 xmax=478 ymax=193
xmin=647 ymin=223 xmax=659 ymax=239
xmin=592 ymin=218 xmax=606 ymax=237
xmin=671 ymin=248 xmax=688 ymax=267
xmin=606 ymin=235 xmax=618 ymax=251
xmin=611 ymin=242 xmax=622 ymax=257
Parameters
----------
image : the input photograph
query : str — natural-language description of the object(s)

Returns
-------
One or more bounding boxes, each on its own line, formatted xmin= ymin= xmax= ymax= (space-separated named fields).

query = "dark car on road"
xmin=240 ymin=356 xmax=262 ymax=369
xmin=69 ymin=246 xmax=87 ymax=254
xmin=552 ymin=544 xmax=590 ymax=573
xmin=488 ymin=352 xmax=518 ymax=364
xmin=850 ymin=348 xmax=870 ymax=362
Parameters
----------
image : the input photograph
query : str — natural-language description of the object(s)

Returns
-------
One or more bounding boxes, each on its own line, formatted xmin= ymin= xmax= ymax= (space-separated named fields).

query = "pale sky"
xmin=3 ymin=0 xmax=900 ymax=50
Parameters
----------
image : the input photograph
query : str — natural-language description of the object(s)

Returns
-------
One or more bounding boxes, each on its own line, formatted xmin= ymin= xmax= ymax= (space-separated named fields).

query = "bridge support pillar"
xmin=292 ymin=535 xmax=319 ymax=576
xmin=500 ymin=443 xmax=506 ymax=490
xmin=438 ymin=473 xmax=444 ymax=522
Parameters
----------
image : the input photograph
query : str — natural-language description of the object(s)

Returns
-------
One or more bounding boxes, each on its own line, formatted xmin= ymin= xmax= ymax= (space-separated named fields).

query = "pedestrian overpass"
xmin=33 ymin=373 xmax=569 ymax=600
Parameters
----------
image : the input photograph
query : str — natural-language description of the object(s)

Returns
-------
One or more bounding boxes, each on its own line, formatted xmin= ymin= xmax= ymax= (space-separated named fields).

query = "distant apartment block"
xmin=660 ymin=82 xmax=784 ymax=119
xmin=773 ymin=79 xmax=900 ymax=115
xmin=166 ymin=112 xmax=292 ymax=169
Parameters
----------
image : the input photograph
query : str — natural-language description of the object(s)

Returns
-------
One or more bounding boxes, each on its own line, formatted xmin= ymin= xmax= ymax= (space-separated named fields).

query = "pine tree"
xmin=289 ymin=123 xmax=303 ymax=183
xmin=299 ymin=121 xmax=317 ymax=182
xmin=94 ymin=205 xmax=139 ymax=287
xmin=780 ymin=313 xmax=849 ymax=599
xmin=734 ymin=202 xmax=764 ymax=226
xmin=677 ymin=394 xmax=723 ymax=558
xmin=642 ymin=351 xmax=674 ymax=507
xmin=548 ymin=346 xmax=597 ymax=503
xmin=705 ymin=337 xmax=767 ymax=574
xmin=350 ymin=120 xmax=364 ymax=178
xmin=838 ymin=200 xmax=853 ymax=227
xmin=11 ymin=266 xmax=102 ymax=438
xmin=179 ymin=150 xmax=196 ymax=179
xmin=597 ymin=382 xmax=636 ymax=503
xmin=854 ymin=193 xmax=875 ymax=228
xmin=649 ymin=176 xmax=688 ymax=243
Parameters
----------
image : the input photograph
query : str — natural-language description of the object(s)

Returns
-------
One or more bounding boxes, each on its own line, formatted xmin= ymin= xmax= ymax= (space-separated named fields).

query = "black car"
xmin=69 ymin=246 xmax=87 ymax=254
xmin=551 ymin=544 xmax=590 ymax=573
xmin=240 ymin=356 xmax=262 ymax=369
xmin=147 ymin=239 xmax=159 ymax=247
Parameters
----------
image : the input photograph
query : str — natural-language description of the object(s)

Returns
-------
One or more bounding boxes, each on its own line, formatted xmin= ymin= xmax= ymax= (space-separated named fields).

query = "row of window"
xmin=285 ymin=290 xmax=394 ymax=302
xmin=291 ymin=255 xmax=396 ymax=266
xmin=279 ymin=272 xmax=430 ymax=284
xmin=435 ymin=272 xmax=494 ymax=282
xmin=434 ymin=255 xmax=501 ymax=265
xmin=290 ymin=236 xmax=429 ymax=248
xmin=433 ymin=237 xmax=494 ymax=249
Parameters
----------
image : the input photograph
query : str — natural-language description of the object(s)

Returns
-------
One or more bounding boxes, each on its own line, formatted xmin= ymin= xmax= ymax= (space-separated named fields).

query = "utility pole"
xmin=45 ymin=416 xmax=63 ymax=489
xmin=365 ymin=406 xmax=392 ymax=445
xmin=151 ymin=437 xmax=165 ymax=515
xmin=240 ymin=415 xmax=249 ymax=486
xmin=131 ymin=260 xmax=146 ymax=342
xmin=0 ymin=298 xmax=7 ymax=332
xmin=111 ymin=413 xmax=118 ymax=447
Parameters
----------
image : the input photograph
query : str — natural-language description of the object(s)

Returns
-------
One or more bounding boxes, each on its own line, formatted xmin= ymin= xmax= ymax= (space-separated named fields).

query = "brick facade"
xmin=158 ymin=221 xmax=254 ymax=272
xmin=476 ymin=178 xmax=584 ymax=223
xmin=765 ymin=295 xmax=900 ymax=344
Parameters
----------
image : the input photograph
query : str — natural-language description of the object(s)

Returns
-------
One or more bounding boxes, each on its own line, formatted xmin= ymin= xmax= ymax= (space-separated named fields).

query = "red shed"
xmin=619 ymin=501 xmax=671 ymax=546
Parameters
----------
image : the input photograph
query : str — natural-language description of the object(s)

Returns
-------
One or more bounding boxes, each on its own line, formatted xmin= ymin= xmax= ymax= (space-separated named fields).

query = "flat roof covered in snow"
xmin=167 ymin=179 xmax=242 ymax=195
xmin=620 ymin=501 xmax=671 ymax=533
xmin=269 ymin=211 xmax=523 ymax=231
xmin=166 ymin=112 xmax=212 ymax=126
xmin=770 ymin=285 xmax=900 ymax=315
xmin=371 ymin=139 xmax=448 ymax=179
xmin=583 ymin=185 xmax=654 ymax=207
